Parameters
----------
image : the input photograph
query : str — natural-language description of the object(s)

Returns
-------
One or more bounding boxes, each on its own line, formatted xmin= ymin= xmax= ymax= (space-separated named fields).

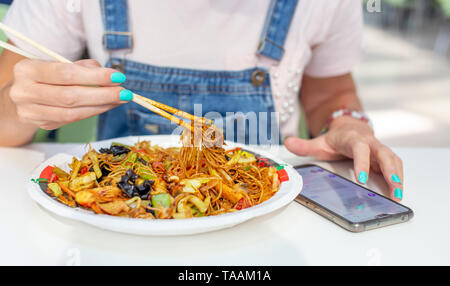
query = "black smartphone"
xmin=294 ymin=164 xmax=413 ymax=232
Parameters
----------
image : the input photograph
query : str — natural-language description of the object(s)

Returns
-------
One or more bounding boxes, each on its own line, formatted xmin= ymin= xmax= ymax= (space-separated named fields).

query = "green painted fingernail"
xmin=111 ymin=72 xmax=126 ymax=83
xmin=358 ymin=171 xmax=368 ymax=184
xmin=392 ymin=174 xmax=402 ymax=184
xmin=394 ymin=188 xmax=403 ymax=200
xmin=119 ymin=89 xmax=133 ymax=101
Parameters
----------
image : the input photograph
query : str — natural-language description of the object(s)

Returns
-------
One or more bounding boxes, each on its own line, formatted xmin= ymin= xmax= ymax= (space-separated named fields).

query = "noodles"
xmin=42 ymin=124 xmax=281 ymax=219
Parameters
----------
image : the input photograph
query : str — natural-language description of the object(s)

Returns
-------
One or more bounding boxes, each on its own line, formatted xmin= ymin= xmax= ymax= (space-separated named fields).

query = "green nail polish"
xmin=358 ymin=171 xmax=368 ymax=184
xmin=394 ymin=188 xmax=403 ymax=200
xmin=111 ymin=72 xmax=126 ymax=83
xmin=392 ymin=174 xmax=402 ymax=184
xmin=119 ymin=89 xmax=133 ymax=101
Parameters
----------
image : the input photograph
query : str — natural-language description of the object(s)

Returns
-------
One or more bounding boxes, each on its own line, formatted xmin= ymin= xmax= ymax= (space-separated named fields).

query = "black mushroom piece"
xmin=99 ymin=145 xmax=131 ymax=156
xmin=117 ymin=169 xmax=154 ymax=200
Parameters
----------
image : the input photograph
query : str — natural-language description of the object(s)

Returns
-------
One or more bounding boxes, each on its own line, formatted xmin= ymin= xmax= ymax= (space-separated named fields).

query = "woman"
xmin=0 ymin=0 xmax=404 ymax=201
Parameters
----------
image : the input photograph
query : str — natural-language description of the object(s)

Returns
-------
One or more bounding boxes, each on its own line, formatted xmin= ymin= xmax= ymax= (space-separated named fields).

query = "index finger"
xmin=374 ymin=144 xmax=404 ymax=202
xmin=15 ymin=59 xmax=126 ymax=86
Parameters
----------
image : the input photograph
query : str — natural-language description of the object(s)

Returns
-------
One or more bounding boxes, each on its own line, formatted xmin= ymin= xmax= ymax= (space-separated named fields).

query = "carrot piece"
xmin=91 ymin=203 xmax=104 ymax=214
xmin=57 ymin=181 xmax=76 ymax=198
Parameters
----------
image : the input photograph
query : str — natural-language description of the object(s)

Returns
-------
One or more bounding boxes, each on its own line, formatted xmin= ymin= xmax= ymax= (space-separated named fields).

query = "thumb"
xmin=284 ymin=136 xmax=342 ymax=160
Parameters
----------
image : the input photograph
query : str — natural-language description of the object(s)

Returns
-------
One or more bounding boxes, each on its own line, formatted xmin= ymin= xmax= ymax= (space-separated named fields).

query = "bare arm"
xmin=285 ymin=73 xmax=405 ymax=202
xmin=300 ymin=73 xmax=362 ymax=137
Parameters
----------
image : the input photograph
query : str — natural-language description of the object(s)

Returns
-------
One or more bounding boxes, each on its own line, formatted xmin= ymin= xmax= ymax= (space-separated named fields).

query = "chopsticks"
xmin=0 ymin=23 xmax=212 ymax=131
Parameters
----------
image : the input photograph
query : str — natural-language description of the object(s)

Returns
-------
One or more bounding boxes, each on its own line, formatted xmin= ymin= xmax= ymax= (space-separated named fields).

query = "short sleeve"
xmin=2 ymin=0 xmax=86 ymax=61
xmin=304 ymin=0 xmax=364 ymax=78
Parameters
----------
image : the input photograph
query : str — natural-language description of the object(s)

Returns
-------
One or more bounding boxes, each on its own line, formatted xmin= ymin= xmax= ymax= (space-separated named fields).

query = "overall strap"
xmin=100 ymin=0 xmax=133 ymax=51
xmin=257 ymin=0 xmax=299 ymax=61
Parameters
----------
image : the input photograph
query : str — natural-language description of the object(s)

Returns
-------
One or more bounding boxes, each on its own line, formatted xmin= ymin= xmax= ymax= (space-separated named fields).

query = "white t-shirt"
xmin=3 ymin=0 xmax=363 ymax=138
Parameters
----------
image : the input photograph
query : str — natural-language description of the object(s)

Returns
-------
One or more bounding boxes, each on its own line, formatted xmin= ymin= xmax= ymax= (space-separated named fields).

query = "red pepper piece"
xmin=236 ymin=198 xmax=250 ymax=210
xmin=277 ymin=169 xmax=289 ymax=182
xmin=80 ymin=166 xmax=88 ymax=175
xmin=39 ymin=165 xmax=55 ymax=181
xmin=258 ymin=157 xmax=269 ymax=167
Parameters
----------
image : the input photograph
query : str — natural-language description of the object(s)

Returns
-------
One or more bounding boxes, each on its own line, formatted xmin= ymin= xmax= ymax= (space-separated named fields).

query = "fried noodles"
xmin=42 ymin=124 xmax=281 ymax=219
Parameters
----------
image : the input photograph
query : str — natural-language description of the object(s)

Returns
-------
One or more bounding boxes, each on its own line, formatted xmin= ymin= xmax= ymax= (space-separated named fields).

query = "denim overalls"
xmin=98 ymin=0 xmax=298 ymax=145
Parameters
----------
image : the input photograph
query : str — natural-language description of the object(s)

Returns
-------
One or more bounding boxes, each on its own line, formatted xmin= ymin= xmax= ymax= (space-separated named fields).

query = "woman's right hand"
xmin=9 ymin=59 xmax=130 ymax=130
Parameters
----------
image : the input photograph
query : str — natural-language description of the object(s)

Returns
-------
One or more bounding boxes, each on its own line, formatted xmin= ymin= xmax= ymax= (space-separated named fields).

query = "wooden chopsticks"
xmin=0 ymin=23 xmax=211 ymax=131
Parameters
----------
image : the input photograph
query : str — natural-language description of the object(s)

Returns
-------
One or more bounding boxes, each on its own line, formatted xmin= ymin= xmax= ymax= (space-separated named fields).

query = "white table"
xmin=0 ymin=143 xmax=449 ymax=266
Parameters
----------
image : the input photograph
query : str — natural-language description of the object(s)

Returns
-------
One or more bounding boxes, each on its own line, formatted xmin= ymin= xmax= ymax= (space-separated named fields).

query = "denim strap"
xmin=257 ymin=0 xmax=299 ymax=61
xmin=100 ymin=0 xmax=133 ymax=50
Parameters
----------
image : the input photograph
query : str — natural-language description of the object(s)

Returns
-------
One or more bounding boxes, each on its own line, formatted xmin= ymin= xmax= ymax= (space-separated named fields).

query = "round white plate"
xmin=27 ymin=135 xmax=302 ymax=236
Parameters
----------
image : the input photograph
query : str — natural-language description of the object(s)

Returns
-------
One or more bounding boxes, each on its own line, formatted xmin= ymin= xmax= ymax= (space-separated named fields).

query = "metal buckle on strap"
xmin=102 ymin=31 xmax=134 ymax=50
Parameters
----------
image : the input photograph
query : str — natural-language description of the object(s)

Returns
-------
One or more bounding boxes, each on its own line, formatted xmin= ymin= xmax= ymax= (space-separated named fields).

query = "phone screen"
xmin=296 ymin=165 xmax=410 ymax=223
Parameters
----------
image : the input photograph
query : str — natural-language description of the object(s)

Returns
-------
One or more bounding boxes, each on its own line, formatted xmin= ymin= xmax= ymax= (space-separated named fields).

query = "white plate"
xmin=27 ymin=135 xmax=302 ymax=236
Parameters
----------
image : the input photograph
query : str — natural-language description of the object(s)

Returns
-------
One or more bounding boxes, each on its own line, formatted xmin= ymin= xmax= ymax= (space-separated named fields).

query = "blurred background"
xmin=358 ymin=0 xmax=450 ymax=147
xmin=0 ymin=0 xmax=449 ymax=147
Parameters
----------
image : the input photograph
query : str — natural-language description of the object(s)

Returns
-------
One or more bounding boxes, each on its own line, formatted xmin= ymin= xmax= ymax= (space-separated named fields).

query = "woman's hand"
xmin=8 ymin=59 xmax=130 ymax=130
xmin=284 ymin=116 xmax=404 ymax=201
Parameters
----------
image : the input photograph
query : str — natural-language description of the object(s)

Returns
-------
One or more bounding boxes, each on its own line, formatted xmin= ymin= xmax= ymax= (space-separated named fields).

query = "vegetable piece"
xmin=140 ymin=172 xmax=156 ymax=181
xmin=191 ymin=207 xmax=204 ymax=217
xmin=39 ymin=165 xmax=55 ymax=181
xmin=80 ymin=166 xmax=88 ymax=175
xmin=121 ymin=152 xmax=137 ymax=167
xmin=180 ymin=177 xmax=211 ymax=193
xmin=52 ymin=167 xmax=69 ymax=178
xmin=111 ymin=153 xmax=127 ymax=163
xmin=49 ymin=173 xmax=58 ymax=183
xmin=69 ymin=172 xmax=97 ymax=190
xmin=151 ymin=193 xmax=171 ymax=209
xmin=70 ymin=158 xmax=81 ymax=181
xmin=99 ymin=144 xmax=131 ymax=156
xmin=98 ymin=200 xmax=130 ymax=215
xmin=87 ymin=151 xmax=102 ymax=179
xmin=220 ymin=182 xmax=243 ymax=204
xmin=187 ymin=195 xmax=210 ymax=213
xmin=238 ymin=156 xmax=256 ymax=164
xmin=117 ymin=169 xmax=154 ymax=199
xmin=111 ymin=142 xmax=132 ymax=148
xmin=91 ymin=203 xmax=104 ymax=214
xmin=235 ymin=198 xmax=251 ymax=210
xmin=277 ymin=169 xmax=289 ymax=182
xmin=57 ymin=181 xmax=76 ymax=198
xmin=48 ymin=183 xmax=62 ymax=197
xmin=175 ymin=195 xmax=210 ymax=218
xmin=75 ymin=191 xmax=96 ymax=207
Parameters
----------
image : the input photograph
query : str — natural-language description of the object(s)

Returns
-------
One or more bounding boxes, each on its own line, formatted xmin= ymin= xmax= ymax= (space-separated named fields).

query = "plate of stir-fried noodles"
xmin=28 ymin=127 xmax=302 ymax=235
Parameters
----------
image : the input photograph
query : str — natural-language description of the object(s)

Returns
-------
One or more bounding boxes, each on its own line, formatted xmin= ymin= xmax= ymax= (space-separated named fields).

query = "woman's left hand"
xmin=284 ymin=116 xmax=404 ymax=201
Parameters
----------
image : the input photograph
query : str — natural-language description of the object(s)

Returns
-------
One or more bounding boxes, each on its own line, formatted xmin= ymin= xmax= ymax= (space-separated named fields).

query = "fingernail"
xmin=394 ymin=188 xmax=403 ymax=200
xmin=111 ymin=72 xmax=126 ymax=83
xmin=358 ymin=171 xmax=368 ymax=184
xmin=392 ymin=174 xmax=402 ymax=184
xmin=119 ymin=89 xmax=133 ymax=101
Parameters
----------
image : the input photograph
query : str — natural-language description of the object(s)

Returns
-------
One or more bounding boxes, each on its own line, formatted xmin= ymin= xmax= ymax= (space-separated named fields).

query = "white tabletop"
xmin=0 ymin=143 xmax=449 ymax=266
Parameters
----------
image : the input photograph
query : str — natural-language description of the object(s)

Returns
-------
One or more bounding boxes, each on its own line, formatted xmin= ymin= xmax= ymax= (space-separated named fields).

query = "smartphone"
xmin=294 ymin=164 xmax=413 ymax=232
